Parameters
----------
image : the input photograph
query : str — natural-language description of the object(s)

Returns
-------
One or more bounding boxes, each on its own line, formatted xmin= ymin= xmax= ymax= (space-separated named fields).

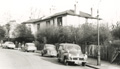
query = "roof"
xmin=23 ymin=9 xmax=102 ymax=24
xmin=22 ymin=19 xmax=42 ymax=24
xmin=26 ymin=43 xmax=35 ymax=45
xmin=42 ymin=10 xmax=98 ymax=20
xmin=45 ymin=44 xmax=55 ymax=47
xmin=60 ymin=43 xmax=80 ymax=46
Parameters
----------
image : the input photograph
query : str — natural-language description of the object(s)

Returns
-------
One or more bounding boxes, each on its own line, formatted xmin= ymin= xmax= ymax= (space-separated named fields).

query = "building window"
xmin=28 ymin=24 xmax=31 ymax=31
xmin=57 ymin=17 xmax=62 ymax=26
xmin=46 ymin=20 xmax=50 ymax=26
xmin=53 ymin=19 xmax=55 ymax=25
xmin=37 ymin=24 xmax=40 ymax=31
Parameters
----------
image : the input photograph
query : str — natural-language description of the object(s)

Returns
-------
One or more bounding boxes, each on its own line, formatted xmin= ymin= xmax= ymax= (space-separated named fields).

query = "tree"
xmin=76 ymin=23 xmax=96 ymax=45
xmin=112 ymin=26 xmax=120 ymax=39
xmin=99 ymin=26 xmax=112 ymax=44
xmin=13 ymin=24 xmax=34 ymax=42
xmin=0 ymin=26 xmax=6 ymax=40
xmin=37 ymin=26 xmax=60 ymax=44
xmin=76 ymin=23 xmax=111 ymax=45
xmin=36 ymin=23 xmax=111 ymax=45
xmin=5 ymin=23 xmax=10 ymax=40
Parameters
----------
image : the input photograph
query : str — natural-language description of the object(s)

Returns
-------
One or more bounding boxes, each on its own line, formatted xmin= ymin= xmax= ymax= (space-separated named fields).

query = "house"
xmin=22 ymin=9 xmax=100 ymax=37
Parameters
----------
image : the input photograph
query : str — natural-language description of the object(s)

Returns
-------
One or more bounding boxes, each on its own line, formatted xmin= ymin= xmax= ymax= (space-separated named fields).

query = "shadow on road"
xmin=34 ymin=53 xmax=80 ymax=66
xmin=42 ymin=57 xmax=81 ymax=66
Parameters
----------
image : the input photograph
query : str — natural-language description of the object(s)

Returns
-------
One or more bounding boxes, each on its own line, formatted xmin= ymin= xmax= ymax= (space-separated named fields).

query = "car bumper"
xmin=66 ymin=57 xmax=87 ymax=65
xmin=7 ymin=46 xmax=15 ymax=48
xmin=67 ymin=60 xmax=86 ymax=64
xmin=44 ymin=53 xmax=57 ymax=57
xmin=27 ymin=49 xmax=36 ymax=51
xmin=27 ymin=47 xmax=37 ymax=51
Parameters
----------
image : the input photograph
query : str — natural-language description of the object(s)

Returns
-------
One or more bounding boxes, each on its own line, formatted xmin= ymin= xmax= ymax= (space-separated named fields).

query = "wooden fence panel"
xmin=87 ymin=45 xmax=116 ymax=62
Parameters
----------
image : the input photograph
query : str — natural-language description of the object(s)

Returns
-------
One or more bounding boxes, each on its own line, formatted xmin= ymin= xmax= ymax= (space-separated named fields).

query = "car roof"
xmin=26 ymin=43 xmax=35 ymax=45
xmin=45 ymin=44 xmax=55 ymax=46
xmin=60 ymin=43 xmax=80 ymax=46
xmin=59 ymin=43 xmax=81 ymax=48
xmin=5 ymin=41 xmax=13 ymax=43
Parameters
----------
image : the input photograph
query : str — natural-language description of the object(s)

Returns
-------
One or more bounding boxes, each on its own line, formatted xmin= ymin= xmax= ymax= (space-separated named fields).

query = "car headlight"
xmin=84 ymin=54 xmax=88 ymax=61
xmin=68 ymin=53 xmax=71 ymax=57
xmin=67 ymin=53 xmax=72 ymax=60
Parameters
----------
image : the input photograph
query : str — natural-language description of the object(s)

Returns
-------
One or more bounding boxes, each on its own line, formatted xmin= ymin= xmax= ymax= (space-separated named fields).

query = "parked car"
xmin=2 ymin=41 xmax=15 ymax=49
xmin=41 ymin=44 xmax=57 ymax=57
xmin=57 ymin=43 xmax=87 ymax=66
xmin=23 ymin=43 xmax=37 ymax=52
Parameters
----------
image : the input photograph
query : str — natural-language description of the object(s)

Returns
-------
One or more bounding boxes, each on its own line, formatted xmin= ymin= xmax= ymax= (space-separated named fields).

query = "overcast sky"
xmin=0 ymin=0 xmax=120 ymax=25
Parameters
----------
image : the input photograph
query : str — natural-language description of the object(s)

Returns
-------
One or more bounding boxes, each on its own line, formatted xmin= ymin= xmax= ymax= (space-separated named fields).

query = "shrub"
xmin=36 ymin=24 xmax=112 ymax=47
xmin=111 ymin=40 xmax=120 ymax=48
xmin=34 ymin=40 xmax=44 ymax=50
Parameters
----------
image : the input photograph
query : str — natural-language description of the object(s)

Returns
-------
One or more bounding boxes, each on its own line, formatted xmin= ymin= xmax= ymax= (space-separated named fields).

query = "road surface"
xmin=0 ymin=48 xmax=93 ymax=69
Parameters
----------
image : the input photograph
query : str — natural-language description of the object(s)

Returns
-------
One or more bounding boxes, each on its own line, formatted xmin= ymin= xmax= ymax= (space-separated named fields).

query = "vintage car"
xmin=23 ymin=43 xmax=37 ymax=52
xmin=41 ymin=44 xmax=57 ymax=57
xmin=57 ymin=43 xmax=87 ymax=66
xmin=2 ymin=41 xmax=15 ymax=49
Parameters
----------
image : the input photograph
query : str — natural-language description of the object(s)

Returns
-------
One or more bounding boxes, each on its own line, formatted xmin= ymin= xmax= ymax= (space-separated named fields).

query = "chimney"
xmin=91 ymin=8 xmax=93 ymax=16
xmin=74 ymin=1 xmax=79 ymax=14
xmin=74 ymin=4 xmax=76 ymax=14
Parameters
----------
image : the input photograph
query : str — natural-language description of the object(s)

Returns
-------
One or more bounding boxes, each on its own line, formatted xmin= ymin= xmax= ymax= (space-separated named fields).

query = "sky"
xmin=0 ymin=0 xmax=120 ymax=25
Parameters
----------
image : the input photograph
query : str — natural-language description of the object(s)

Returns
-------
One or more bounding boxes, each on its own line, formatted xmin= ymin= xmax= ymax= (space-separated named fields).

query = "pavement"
xmin=86 ymin=58 xmax=120 ymax=69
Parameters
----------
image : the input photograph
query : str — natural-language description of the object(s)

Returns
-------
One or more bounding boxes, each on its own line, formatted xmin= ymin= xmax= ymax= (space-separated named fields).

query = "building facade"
xmin=23 ymin=10 xmax=99 ymax=37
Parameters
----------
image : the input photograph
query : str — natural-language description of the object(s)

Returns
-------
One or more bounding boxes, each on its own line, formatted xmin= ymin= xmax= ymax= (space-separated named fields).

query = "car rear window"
xmin=9 ymin=42 xmax=14 ymax=44
xmin=27 ymin=43 xmax=35 ymax=46
xmin=6 ymin=42 xmax=14 ymax=44
xmin=45 ymin=45 xmax=56 ymax=50
xmin=65 ymin=44 xmax=81 ymax=50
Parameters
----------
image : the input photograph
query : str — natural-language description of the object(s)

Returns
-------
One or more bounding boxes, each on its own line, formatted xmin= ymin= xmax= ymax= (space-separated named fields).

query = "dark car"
xmin=57 ymin=43 xmax=87 ymax=66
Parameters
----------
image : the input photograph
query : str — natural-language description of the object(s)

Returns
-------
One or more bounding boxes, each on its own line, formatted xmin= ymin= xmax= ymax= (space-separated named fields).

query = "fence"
xmin=85 ymin=45 xmax=118 ymax=62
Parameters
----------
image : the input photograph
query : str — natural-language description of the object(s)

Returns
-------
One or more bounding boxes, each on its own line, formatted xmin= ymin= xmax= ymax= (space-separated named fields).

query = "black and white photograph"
xmin=0 ymin=0 xmax=120 ymax=69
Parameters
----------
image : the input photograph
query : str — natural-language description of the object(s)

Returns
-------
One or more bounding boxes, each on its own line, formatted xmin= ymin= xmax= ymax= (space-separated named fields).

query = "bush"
xmin=111 ymin=40 xmax=120 ymax=48
xmin=36 ymin=24 xmax=111 ymax=47
xmin=34 ymin=40 xmax=44 ymax=50
xmin=37 ymin=26 xmax=78 ymax=44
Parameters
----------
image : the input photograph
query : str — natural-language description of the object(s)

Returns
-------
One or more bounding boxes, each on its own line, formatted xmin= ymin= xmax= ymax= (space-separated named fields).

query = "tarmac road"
xmin=0 ymin=48 xmax=93 ymax=69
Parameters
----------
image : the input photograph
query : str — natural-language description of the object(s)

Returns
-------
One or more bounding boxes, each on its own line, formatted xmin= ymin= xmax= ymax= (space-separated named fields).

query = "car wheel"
xmin=41 ymin=53 xmax=44 ymax=56
xmin=82 ymin=62 xmax=86 ymax=66
xmin=33 ymin=50 xmax=35 ymax=52
xmin=58 ymin=58 xmax=61 ymax=62
xmin=64 ymin=58 xmax=68 ymax=65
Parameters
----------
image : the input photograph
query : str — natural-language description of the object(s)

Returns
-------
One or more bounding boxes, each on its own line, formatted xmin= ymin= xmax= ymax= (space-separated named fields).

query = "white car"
xmin=41 ymin=44 xmax=57 ymax=57
xmin=24 ymin=43 xmax=37 ymax=52
xmin=2 ymin=41 xmax=15 ymax=49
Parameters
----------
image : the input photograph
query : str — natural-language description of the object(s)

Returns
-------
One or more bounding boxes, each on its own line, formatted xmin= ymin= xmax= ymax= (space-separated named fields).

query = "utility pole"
xmin=97 ymin=9 xmax=101 ymax=65
xmin=96 ymin=0 xmax=101 ymax=66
